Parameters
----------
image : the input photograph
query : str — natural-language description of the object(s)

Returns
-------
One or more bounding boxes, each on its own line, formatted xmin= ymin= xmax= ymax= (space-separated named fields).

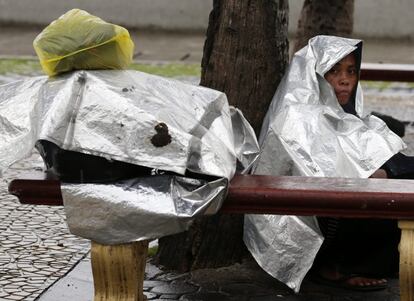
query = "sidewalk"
xmin=0 ymin=152 xmax=90 ymax=301
xmin=0 ymin=25 xmax=205 ymax=63
xmin=0 ymin=25 xmax=414 ymax=64
xmin=37 ymin=254 xmax=400 ymax=301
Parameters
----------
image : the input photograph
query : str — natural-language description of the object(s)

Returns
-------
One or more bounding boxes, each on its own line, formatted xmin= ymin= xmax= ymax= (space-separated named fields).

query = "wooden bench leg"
xmin=91 ymin=240 xmax=149 ymax=301
xmin=399 ymin=221 xmax=414 ymax=301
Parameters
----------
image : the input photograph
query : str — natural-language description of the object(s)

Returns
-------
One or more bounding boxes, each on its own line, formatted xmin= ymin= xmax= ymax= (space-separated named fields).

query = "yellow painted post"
xmin=91 ymin=240 xmax=149 ymax=301
xmin=399 ymin=221 xmax=414 ymax=301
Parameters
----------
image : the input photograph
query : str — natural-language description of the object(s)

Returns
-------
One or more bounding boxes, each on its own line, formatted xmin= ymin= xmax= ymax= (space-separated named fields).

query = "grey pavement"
xmin=1 ymin=24 xmax=414 ymax=64
xmin=0 ymin=152 xmax=90 ymax=301
xmin=37 ymin=253 xmax=401 ymax=301
xmin=0 ymin=25 xmax=206 ymax=64
xmin=0 ymin=25 xmax=413 ymax=300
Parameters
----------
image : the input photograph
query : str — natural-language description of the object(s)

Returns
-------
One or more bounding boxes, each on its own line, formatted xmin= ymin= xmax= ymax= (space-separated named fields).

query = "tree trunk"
xmin=293 ymin=0 xmax=354 ymax=53
xmin=154 ymin=0 xmax=289 ymax=271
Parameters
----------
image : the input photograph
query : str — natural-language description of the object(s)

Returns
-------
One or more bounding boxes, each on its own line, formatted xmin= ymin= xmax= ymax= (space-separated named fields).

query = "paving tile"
xmin=11 ymin=281 xmax=27 ymax=287
xmin=157 ymin=272 xmax=189 ymax=282
xmin=13 ymin=291 xmax=33 ymax=297
xmin=151 ymin=281 xmax=199 ymax=295
xmin=0 ymin=152 xmax=90 ymax=301
xmin=159 ymin=294 xmax=180 ymax=299
xmin=21 ymin=286 xmax=43 ymax=293
xmin=220 ymin=282 xmax=276 ymax=296
xmin=196 ymin=282 xmax=220 ymax=293
xmin=144 ymin=280 xmax=169 ymax=288
xmin=179 ymin=291 xmax=244 ymax=301
xmin=4 ymin=295 xmax=26 ymax=300
xmin=145 ymin=262 xmax=164 ymax=279
xmin=0 ymin=280 xmax=12 ymax=285
xmin=145 ymin=292 xmax=158 ymax=300
xmin=247 ymin=296 xmax=287 ymax=301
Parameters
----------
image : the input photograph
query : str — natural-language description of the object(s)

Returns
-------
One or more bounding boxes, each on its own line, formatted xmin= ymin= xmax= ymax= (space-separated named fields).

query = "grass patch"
xmin=360 ymin=80 xmax=392 ymax=90
xmin=130 ymin=62 xmax=200 ymax=78
xmin=0 ymin=57 xmax=200 ymax=78
xmin=361 ymin=80 xmax=414 ymax=89
xmin=0 ymin=58 xmax=41 ymax=75
xmin=147 ymin=245 xmax=158 ymax=257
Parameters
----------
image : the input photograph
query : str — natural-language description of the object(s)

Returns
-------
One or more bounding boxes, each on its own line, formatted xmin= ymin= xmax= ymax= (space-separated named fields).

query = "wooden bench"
xmin=8 ymin=173 xmax=414 ymax=301
xmin=6 ymin=63 xmax=414 ymax=301
xmin=360 ymin=63 xmax=414 ymax=82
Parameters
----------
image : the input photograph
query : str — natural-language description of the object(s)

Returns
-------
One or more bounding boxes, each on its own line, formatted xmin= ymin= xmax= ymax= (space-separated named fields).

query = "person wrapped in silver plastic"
xmin=243 ymin=35 xmax=406 ymax=292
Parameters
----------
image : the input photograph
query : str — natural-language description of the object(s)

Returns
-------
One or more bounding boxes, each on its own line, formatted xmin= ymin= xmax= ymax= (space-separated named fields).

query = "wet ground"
xmin=0 ymin=152 xmax=89 ymax=300
xmin=1 ymin=25 xmax=414 ymax=64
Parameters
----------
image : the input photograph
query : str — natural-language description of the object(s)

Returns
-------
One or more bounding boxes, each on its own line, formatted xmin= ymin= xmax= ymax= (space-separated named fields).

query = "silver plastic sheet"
xmin=1 ymin=70 xmax=238 ymax=177
xmin=0 ymin=70 xmax=259 ymax=243
xmin=231 ymin=107 xmax=261 ymax=174
xmin=62 ymin=176 xmax=228 ymax=244
xmin=244 ymin=36 xmax=406 ymax=292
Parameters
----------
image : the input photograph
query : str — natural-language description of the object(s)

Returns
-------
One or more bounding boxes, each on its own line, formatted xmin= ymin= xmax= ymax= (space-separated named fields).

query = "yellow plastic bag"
xmin=33 ymin=9 xmax=134 ymax=76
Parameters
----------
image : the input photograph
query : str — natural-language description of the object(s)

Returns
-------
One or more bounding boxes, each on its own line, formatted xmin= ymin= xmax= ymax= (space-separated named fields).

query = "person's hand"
xmin=370 ymin=169 xmax=388 ymax=178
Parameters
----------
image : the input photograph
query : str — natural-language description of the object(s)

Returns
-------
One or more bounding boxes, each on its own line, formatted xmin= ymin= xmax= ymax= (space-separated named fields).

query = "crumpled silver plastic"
xmin=243 ymin=36 xmax=406 ymax=292
xmin=0 ymin=70 xmax=259 ymax=244
xmin=62 ymin=176 xmax=228 ymax=244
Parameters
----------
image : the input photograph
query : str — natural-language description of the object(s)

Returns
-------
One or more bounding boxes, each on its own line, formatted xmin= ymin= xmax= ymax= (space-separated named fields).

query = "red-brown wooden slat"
xmin=360 ymin=63 xmax=414 ymax=82
xmin=8 ymin=173 xmax=414 ymax=219
xmin=6 ymin=65 xmax=414 ymax=208
xmin=223 ymin=175 xmax=414 ymax=219
xmin=8 ymin=178 xmax=62 ymax=206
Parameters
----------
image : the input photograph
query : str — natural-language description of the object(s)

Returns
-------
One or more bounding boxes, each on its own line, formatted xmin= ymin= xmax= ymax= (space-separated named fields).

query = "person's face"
xmin=324 ymin=54 xmax=358 ymax=105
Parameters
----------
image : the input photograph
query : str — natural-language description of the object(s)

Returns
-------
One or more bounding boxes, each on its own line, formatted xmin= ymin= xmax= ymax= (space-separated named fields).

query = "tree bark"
xmin=293 ymin=0 xmax=354 ymax=53
xmin=155 ymin=0 xmax=289 ymax=271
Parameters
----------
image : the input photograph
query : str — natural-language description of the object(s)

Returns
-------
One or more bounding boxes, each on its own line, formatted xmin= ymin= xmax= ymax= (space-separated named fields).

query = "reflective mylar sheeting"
xmin=0 ymin=76 xmax=49 ymax=176
xmin=62 ymin=176 xmax=228 ymax=244
xmin=244 ymin=214 xmax=323 ymax=291
xmin=0 ymin=70 xmax=259 ymax=244
xmin=0 ymin=70 xmax=239 ymax=178
xmin=230 ymin=107 xmax=260 ymax=174
xmin=244 ymin=36 xmax=406 ymax=292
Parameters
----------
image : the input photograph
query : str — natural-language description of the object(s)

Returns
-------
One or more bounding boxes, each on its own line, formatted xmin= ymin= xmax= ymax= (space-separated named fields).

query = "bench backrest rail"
xmin=360 ymin=63 xmax=414 ymax=82
xmin=8 ymin=174 xmax=414 ymax=219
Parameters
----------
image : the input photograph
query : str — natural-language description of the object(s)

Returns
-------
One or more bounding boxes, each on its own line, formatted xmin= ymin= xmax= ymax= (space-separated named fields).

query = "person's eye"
xmin=329 ymin=68 xmax=339 ymax=75
xmin=348 ymin=68 xmax=356 ymax=75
